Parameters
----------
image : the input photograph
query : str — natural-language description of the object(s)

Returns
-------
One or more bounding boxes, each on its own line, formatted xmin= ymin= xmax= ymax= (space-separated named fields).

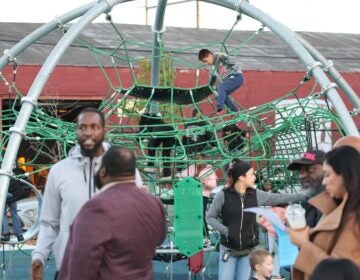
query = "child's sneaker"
xmin=16 ymin=235 xmax=24 ymax=242
xmin=1 ymin=233 xmax=10 ymax=242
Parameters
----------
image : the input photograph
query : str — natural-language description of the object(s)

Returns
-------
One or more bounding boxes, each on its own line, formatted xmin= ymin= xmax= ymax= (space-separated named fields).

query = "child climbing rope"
xmin=198 ymin=48 xmax=244 ymax=115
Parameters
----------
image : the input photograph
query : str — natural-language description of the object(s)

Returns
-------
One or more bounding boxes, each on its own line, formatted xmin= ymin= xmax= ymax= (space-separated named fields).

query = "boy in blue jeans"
xmin=198 ymin=49 xmax=244 ymax=114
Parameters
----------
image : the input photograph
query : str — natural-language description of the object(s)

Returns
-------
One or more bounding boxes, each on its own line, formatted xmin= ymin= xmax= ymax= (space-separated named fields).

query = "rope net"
xmin=0 ymin=18 xmax=350 ymax=267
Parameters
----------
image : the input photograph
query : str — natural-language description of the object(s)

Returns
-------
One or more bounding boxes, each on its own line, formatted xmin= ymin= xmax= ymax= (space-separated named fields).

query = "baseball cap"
xmin=287 ymin=150 xmax=326 ymax=171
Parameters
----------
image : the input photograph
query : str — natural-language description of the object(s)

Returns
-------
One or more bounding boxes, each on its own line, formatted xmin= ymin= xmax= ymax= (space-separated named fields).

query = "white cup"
xmin=286 ymin=204 xmax=306 ymax=230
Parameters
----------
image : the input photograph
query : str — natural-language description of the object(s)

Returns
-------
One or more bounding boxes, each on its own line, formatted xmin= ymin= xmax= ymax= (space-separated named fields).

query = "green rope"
xmin=0 ymin=21 xmax=352 ymax=259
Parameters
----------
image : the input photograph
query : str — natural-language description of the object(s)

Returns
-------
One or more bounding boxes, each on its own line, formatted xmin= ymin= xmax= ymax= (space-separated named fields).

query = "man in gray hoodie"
xmin=30 ymin=107 xmax=143 ymax=280
xmin=58 ymin=146 xmax=166 ymax=279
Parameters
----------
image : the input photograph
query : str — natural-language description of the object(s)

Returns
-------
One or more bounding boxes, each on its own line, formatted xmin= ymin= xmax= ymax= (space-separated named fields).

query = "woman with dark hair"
xmin=207 ymin=158 xmax=310 ymax=280
xmin=289 ymin=146 xmax=360 ymax=280
xmin=310 ymin=258 xmax=360 ymax=280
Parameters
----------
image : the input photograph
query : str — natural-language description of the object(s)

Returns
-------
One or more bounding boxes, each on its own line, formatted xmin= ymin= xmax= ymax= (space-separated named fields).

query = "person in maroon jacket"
xmin=58 ymin=146 xmax=167 ymax=280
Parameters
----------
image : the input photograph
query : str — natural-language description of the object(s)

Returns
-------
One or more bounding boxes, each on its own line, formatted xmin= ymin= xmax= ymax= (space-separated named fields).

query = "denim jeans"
xmin=268 ymin=234 xmax=281 ymax=277
xmin=218 ymin=245 xmax=251 ymax=280
xmin=3 ymin=193 xmax=23 ymax=236
xmin=217 ymin=73 xmax=244 ymax=112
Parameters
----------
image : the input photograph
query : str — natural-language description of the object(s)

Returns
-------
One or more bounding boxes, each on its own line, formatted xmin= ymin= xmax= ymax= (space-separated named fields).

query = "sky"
xmin=0 ymin=0 xmax=359 ymax=34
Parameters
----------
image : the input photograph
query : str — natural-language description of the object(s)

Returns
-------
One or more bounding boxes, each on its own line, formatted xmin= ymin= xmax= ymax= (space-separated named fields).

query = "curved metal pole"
xmin=0 ymin=1 xmax=96 ymax=71
xmin=4 ymin=181 xmax=42 ymax=245
xmin=294 ymin=34 xmax=360 ymax=110
xmin=150 ymin=0 xmax=168 ymax=113
xmin=0 ymin=0 xmax=131 ymax=235
xmin=203 ymin=0 xmax=358 ymax=136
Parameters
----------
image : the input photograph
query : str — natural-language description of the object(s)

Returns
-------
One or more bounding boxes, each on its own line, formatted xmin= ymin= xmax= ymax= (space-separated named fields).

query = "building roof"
xmin=0 ymin=22 xmax=359 ymax=72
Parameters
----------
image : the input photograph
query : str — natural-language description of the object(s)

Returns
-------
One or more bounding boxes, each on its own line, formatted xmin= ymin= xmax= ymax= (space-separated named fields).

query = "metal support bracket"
xmin=21 ymin=96 xmax=38 ymax=108
xmin=234 ymin=0 xmax=249 ymax=12
xmin=98 ymin=0 xmax=113 ymax=14
xmin=321 ymin=83 xmax=338 ymax=96
xmin=322 ymin=59 xmax=334 ymax=72
xmin=306 ymin=61 xmax=322 ymax=76
xmin=152 ymin=24 xmax=166 ymax=34
xmin=9 ymin=127 xmax=26 ymax=138
xmin=3 ymin=49 xmax=17 ymax=63
xmin=0 ymin=170 xmax=12 ymax=178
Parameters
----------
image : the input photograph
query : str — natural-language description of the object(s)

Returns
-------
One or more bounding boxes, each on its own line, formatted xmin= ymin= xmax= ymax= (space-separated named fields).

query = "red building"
xmin=0 ymin=23 xmax=359 ymax=125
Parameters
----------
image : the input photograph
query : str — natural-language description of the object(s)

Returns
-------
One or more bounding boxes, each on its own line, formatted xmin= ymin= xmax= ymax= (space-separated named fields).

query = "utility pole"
xmin=145 ymin=0 xmax=149 ymax=25
xmin=145 ymin=0 xmax=200 ymax=28
xmin=196 ymin=0 xmax=199 ymax=28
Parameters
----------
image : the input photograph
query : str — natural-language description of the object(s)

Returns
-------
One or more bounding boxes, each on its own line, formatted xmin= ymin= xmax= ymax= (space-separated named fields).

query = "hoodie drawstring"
xmin=88 ymin=158 xmax=93 ymax=199
xmin=93 ymin=161 xmax=98 ymax=194
xmin=83 ymin=162 xmax=87 ymax=182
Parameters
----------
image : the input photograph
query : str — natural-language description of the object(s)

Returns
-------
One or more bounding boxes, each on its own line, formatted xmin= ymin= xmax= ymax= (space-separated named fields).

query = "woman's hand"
xmin=287 ymin=226 xmax=310 ymax=248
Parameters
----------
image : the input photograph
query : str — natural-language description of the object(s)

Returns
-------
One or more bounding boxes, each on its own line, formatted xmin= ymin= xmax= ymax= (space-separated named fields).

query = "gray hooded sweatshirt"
xmin=32 ymin=143 xmax=143 ymax=269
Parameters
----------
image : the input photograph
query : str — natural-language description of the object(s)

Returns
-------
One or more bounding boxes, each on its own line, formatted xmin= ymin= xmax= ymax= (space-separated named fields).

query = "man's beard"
xmin=301 ymin=176 xmax=323 ymax=190
xmin=94 ymin=170 xmax=103 ymax=190
xmin=80 ymin=140 xmax=103 ymax=158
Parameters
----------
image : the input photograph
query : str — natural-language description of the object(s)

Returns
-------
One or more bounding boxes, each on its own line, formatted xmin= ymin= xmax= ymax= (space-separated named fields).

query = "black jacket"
xmin=221 ymin=188 xmax=259 ymax=251
xmin=182 ymin=120 xmax=214 ymax=154
xmin=303 ymin=184 xmax=325 ymax=228
xmin=6 ymin=167 xmax=31 ymax=203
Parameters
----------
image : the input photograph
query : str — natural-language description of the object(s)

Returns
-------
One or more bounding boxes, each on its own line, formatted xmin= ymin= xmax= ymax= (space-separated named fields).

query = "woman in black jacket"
xmin=207 ymin=159 xmax=309 ymax=280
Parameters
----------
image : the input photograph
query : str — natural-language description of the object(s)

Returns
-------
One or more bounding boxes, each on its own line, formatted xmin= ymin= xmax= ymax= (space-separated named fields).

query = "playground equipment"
xmin=0 ymin=0 xmax=358 ymax=278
